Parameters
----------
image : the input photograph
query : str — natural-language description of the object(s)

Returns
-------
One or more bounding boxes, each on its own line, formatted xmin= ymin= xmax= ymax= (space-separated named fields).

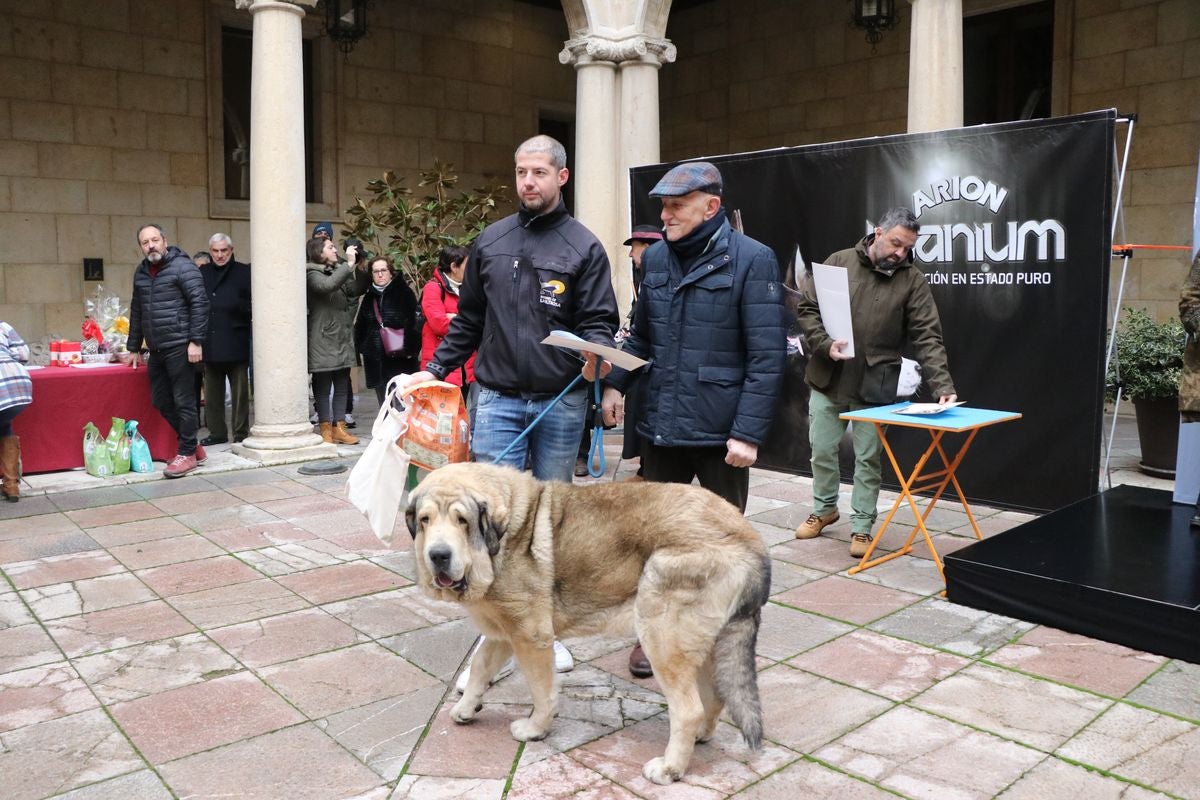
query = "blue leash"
xmin=586 ymin=378 xmax=605 ymax=477
xmin=490 ymin=373 xmax=606 ymax=477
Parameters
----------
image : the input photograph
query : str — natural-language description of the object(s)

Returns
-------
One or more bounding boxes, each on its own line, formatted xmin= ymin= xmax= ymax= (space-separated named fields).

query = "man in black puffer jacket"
xmin=126 ymin=224 xmax=210 ymax=478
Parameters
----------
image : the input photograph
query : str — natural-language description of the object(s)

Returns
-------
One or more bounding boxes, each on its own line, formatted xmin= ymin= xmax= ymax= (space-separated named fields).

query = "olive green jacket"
xmin=1178 ymin=251 xmax=1200 ymax=421
xmin=306 ymin=261 xmax=368 ymax=373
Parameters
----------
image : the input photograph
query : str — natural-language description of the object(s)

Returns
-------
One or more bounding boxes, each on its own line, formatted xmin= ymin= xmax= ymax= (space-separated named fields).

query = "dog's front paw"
xmin=510 ymin=717 xmax=549 ymax=741
xmin=642 ymin=757 xmax=682 ymax=785
xmin=450 ymin=697 xmax=480 ymax=724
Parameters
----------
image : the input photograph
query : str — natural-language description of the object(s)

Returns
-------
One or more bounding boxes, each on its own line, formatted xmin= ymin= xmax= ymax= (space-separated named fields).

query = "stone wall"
xmin=0 ymin=0 xmax=571 ymax=345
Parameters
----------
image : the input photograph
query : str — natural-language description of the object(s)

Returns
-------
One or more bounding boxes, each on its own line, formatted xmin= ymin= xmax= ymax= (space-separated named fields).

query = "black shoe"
xmin=200 ymin=436 xmax=228 ymax=446
xmin=574 ymin=457 xmax=589 ymax=477
xmin=1191 ymin=514 xmax=1200 ymax=529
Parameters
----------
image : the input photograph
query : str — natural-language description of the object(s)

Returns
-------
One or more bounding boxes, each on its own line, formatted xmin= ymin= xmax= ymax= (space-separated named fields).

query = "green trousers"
xmin=807 ymin=389 xmax=884 ymax=534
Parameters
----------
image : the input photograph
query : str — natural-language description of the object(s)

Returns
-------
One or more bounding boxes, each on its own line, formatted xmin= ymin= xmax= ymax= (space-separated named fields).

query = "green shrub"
xmin=1108 ymin=307 xmax=1185 ymax=402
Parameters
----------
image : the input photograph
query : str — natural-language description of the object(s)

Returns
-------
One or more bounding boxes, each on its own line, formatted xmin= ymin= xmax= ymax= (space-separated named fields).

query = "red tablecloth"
xmin=14 ymin=365 xmax=179 ymax=473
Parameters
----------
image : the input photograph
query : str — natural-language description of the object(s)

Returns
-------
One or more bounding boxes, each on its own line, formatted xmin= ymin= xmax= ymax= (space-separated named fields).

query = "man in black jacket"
xmin=126 ymin=224 xmax=210 ymax=478
xmin=201 ymin=233 xmax=252 ymax=445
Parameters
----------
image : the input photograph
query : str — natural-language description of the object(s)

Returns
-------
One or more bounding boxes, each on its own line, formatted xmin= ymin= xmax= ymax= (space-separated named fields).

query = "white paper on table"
xmin=541 ymin=330 xmax=648 ymax=371
xmin=812 ymin=262 xmax=854 ymax=359
xmin=67 ymin=362 xmax=116 ymax=369
xmin=894 ymin=401 xmax=966 ymax=415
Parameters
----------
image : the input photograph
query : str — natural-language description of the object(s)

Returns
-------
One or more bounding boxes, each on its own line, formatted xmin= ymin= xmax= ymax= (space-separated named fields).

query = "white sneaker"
xmin=553 ymin=640 xmax=574 ymax=672
xmin=455 ymin=656 xmax=515 ymax=694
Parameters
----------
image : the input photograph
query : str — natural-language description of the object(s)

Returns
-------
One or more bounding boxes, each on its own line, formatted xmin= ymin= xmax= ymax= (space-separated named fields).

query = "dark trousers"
xmin=312 ymin=369 xmax=351 ymax=424
xmin=203 ymin=361 xmax=250 ymax=441
xmin=642 ymin=442 xmax=749 ymax=513
xmin=149 ymin=346 xmax=199 ymax=456
xmin=0 ymin=404 xmax=27 ymax=437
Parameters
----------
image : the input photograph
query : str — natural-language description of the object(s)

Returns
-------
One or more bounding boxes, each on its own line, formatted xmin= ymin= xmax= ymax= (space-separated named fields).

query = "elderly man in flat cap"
xmin=597 ymin=162 xmax=786 ymax=678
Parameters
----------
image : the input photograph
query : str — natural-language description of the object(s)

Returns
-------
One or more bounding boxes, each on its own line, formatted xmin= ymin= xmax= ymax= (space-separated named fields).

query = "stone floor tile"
xmin=0 ymin=512 xmax=80 ymax=540
xmin=405 ymin=704 xmax=522 ymax=780
xmin=238 ymin=541 xmax=359 ymax=576
xmin=0 ymin=708 xmax=143 ymax=800
xmin=322 ymin=589 xmax=436 ymax=639
xmin=0 ymin=624 xmax=65 ymax=674
xmin=199 ymin=521 xmax=318 ymax=551
xmin=788 ymin=629 xmax=969 ymax=701
xmin=747 ymin=501 xmax=816 ymax=532
xmin=987 ymin=626 xmax=1167 ymax=697
xmin=733 ymin=758 xmax=899 ymax=799
xmin=158 ymin=723 xmax=386 ymax=799
xmin=380 ymin=617 xmax=482 ymax=682
xmin=111 ymin=670 xmax=305 ymax=763
xmin=83 ymin=517 xmax=192 ymax=547
xmin=209 ymin=607 xmax=367 ymax=668
xmin=751 ymin=520 xmax=799 ymax=547
xmin=276 ymin=560 xmax=407 ymax=604
xmin=128 ymin=478 xmax=221 ymax=500
xmin=325 ymin=529 xmax=396 ymax=556
xmin=257 ymin=493 xmax=356 ymax=520
xmin=0 ymin=530 xmax=100 ymax=564
xmin=65 ymin=501 xmax=165 ymax=529
xmin=292 ymin=508 xmax=374 ymax=536
xmin=108 ymin=534 xmax=224 ymax=570
xmin=586 ymin=643 xmax=661 ymax=694
xmin=815 ymin=705 xmax=1045 ymax=800
xmin=507 ymin=752 xmax=642 ymax=799
xmin=770 ymin=536 xmax=862 ymax=573
xmin=259 ymin=642 xmax=441 ymax=718
xmin=372 ymin=548 xmax=418 ymax=582
xmin=5 ymin=550 xmax=125 ymax=589
xmin=48 ymin=486 xmax=144 ymax=512
xmin=71 ymin=631 xmax=241 ymax=704
xmin=0 ymin=495 xmax=59 ymax=519
xmin=767 ymin=558 xmax=825 ymax=595
xmin=774 ymin=575 xmax=922 ymax=625
xmin=0 ymin=591 xmax=34 ymax=629
xmin=49 ymin=769 xmax=174 ymax=800
xmin=1126 ymin=660 xmax=1200 ymax=722
xmin=390 ymin=775 xmax=509 ymax=799
xmin=0 ymin=661 xmax=98 ymax=732
xmin=868 ymin=596 xmax=1035 ymax=657
xmin=223 ymin=480 xmax=320 ymax=504
xmin=912 ymin=662 xmax=1112 ymax=751
xmin=756 ymin=602 xmax=854 ymax=661
xmin=749 ymin=480 xmax=812 ymax=504
xmin=205 ymin=469 xmax=297 ymax=488
xmin=572 ymin=713 xmax=797 ymax=799
xmin=147 ymin=489 xmax=248 ymax=516
xmin=136 ymin=554 xmax=262 ymax=597
xmin=843 ymin=551 xmax=947 ymax=596
xmin=165 ymin=577 xmax=309 ymax=628
xmin=911 ymin=531 xmax=980 ymax=561
xmin=318 ymin=685 xmax=444 ymax=780
xmin=173 ymin=503 xmax=281 ymax=533
xmin=20 ymin=572 xmax=156 ymax=621
xmin=1056 ymin=703 xmax=1200 ymax=800
xmin=995 ymin=755 xmax=1171 ymax=800
xmin=758 ymin=663 xmax=893 ymax=753
xmin=43 ymin=599 xmax=194 ymax=658
xmin=744 ymin=494 xmax=790 ymax=518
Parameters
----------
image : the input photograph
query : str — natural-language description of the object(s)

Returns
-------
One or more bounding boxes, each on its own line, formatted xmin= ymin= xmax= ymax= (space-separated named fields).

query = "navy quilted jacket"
xmin=128 ymin=246 xmax=209 ymax=353
xmin=612 ymin=220 xmax=787 ymax=447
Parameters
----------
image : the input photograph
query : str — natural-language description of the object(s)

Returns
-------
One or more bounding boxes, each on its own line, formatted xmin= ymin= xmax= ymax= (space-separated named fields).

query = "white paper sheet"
xmin=894 ymin=401 xmax=966 ymax=416
xmin=541 ymin=330 xmax=648 ymax=371
xmin=812 ymin=262 xmax=854 ymax=359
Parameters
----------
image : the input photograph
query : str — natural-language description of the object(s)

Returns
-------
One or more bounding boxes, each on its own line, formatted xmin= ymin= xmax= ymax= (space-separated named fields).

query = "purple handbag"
xmin=373 ymin=298 xmax=406 ymax=356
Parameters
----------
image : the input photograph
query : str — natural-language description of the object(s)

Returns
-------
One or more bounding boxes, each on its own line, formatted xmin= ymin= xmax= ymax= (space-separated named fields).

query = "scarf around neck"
xmin=666 ymin=208 xmax=727 ymax=268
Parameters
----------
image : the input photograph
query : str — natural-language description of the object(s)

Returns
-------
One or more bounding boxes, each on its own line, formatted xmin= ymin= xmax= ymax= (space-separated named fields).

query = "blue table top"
xmin=839 ymin=403 xmax=1022 ymax=431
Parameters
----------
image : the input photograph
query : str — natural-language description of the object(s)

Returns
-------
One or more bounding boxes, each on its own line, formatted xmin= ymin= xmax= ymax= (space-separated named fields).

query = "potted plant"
xmin=1109 ymin=307 xmax=1185 ymax=476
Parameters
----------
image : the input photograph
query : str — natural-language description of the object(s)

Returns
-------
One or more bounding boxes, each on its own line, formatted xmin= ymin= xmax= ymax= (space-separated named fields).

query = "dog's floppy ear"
xmin=476 ymin=499 xmax=505 ymax=556
xmin=404 ymin=490 xmax=422 ymax=540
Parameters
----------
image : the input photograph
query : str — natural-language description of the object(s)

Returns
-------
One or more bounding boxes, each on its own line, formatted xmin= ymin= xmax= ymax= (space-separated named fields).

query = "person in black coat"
xmin=354 ymin=255 xmax=421 ymax=405
xmin=200 ymin=233 xmax=252 ymax=444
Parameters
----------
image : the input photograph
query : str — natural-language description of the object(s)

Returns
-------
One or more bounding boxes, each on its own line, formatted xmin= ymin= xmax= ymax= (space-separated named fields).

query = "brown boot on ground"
xmin=795 ymin=509 xmax=839 ymax=539
xmin=0 ymin=435 xmax=20 ymax=502
xmin=332 ymin=421 xmax=359 ymax=445
xmin=849 ymin=531 xmax=875 ymax=558
xmin=319 ymin=421 xmax=335 ymax=444
xmin=628 ymin=641 xmax=653 ymax=678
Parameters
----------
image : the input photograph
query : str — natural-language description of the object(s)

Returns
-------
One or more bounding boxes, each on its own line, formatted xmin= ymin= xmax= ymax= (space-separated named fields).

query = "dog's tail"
xmin=712 ymin=553 xmax=770 ymax=750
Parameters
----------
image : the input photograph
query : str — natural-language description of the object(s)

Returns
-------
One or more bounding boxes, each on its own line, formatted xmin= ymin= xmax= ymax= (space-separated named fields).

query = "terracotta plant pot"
xmin=1133 ymin=396 xmax=1180 ymax=477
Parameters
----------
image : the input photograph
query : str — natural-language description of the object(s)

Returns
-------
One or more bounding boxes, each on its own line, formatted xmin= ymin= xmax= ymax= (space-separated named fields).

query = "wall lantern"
xmin=324 ymin=0 xmax=368 ymax=54
xmin=850 ymin=0 xmax=899 ymax=52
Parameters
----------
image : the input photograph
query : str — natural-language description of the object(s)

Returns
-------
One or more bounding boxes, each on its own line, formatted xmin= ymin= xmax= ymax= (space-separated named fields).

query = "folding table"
xmin=838 ymin=403 xmax=1022 ymax=581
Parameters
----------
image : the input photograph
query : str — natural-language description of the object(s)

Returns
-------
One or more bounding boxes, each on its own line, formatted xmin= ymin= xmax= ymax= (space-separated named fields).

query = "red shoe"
xmin=194 ymin=444 xmax=207 ymax=464
xmin=164 ymin=453 xmax=198 ymax=478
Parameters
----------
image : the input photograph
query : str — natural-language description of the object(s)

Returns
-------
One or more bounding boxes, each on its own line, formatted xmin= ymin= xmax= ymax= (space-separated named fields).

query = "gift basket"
xmin=78 ymin=285 xmax=130 ymax=362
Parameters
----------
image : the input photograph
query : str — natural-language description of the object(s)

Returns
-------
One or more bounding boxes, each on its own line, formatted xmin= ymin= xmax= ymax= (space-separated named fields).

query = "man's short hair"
xmin=209 ymin=232 xmax=233 ymax=249
xmin=193 ymin=251 xmax=212 ymax=263
xmin=135 ymin=223 xmax=165 ymax=243
xmin=515 ymin=135 xmax=567 ymax=170
xmin=876 ymin=207 xmax=920 ymax=234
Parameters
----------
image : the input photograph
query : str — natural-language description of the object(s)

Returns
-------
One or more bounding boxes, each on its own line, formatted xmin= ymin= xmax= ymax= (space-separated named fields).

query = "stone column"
xmin=234 ymin=0 xmax=334 ymax=463
xmin=907 ymin=0 xmax=964 ymax=133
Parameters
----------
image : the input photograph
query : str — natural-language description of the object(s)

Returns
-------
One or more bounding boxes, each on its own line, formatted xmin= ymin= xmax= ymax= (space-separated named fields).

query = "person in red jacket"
xmin=420 ymin=245 xmax=477 ymax=405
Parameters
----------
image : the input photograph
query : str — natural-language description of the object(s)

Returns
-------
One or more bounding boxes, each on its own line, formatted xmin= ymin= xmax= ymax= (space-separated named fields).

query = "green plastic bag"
xmin=83 ymin=422 xmax=114 ymax=478
xmin=105 ymin=417 xmax=130 ymax=475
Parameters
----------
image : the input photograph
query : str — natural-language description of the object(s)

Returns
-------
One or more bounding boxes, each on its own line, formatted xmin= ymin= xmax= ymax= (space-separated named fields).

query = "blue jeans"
xmin=472 ymin=386 xmax=587 ymax=483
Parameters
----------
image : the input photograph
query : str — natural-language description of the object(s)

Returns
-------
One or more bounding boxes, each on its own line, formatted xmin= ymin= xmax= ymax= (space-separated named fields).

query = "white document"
xmin=894 ymin=401 xmax=966 ymax=416
xmin=811 ymin=262 xmax=854 ymax=359
xmin=541 ymin=330 xmax=648 ymax=371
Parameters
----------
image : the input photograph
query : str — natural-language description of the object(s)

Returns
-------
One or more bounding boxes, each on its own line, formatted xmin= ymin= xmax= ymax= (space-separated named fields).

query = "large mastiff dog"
xmin=405 ymin=462 xmax=770 ymax=784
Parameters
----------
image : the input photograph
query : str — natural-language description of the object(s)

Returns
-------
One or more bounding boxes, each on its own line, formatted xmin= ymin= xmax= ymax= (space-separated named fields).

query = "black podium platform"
xmin=945 ymin=485 xmax=1200 ymax=663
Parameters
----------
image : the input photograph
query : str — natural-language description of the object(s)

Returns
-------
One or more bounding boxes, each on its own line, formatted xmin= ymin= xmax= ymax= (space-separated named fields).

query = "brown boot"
xmin=319 ymin=421 xmax=335 ymax=444
xmin=628 ymin=641 xmax=653 ymax=678
xmin=332 ymin=421 xmax=359 ymax=445
xmin=0 ymin=435 xmax=21 ymax=502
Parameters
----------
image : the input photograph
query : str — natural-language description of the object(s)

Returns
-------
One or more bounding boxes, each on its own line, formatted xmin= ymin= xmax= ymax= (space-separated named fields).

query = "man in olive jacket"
xmin=795 ymin=207 xmax=956 ymax=557
xmin=127 ymin=224 xmax=210 ymax=478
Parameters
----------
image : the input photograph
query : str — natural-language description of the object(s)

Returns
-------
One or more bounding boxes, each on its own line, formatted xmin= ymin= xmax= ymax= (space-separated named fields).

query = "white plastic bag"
xmin=347 ymin=375 xmax=411 ymax=545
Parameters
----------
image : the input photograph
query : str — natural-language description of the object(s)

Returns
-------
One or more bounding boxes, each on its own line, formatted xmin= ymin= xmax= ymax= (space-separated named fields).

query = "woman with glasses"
xmin=355 ymin=255 xmax=422 ymax=406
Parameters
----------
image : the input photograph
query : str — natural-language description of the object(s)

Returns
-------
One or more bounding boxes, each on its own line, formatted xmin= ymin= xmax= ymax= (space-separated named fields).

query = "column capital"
xmin=558 ymin=34 xmax=676 ymax=68
xmin=235 ymin=0 xmax=315 ymax=12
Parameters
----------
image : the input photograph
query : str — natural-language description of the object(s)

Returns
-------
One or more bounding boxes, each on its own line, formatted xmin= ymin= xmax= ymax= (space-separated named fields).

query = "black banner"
xmin=630 ymin=111 xmax=1115 ymax=512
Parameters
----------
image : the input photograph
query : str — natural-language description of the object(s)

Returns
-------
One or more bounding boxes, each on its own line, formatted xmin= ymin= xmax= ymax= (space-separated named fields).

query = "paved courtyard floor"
xmin=1 ymin=411 xmax=1194 ymax=799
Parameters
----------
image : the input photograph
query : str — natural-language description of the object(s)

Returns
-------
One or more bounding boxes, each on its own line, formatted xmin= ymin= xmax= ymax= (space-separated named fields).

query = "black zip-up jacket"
xmin=201 ymin=259 xmax=251 ymax=362
xmin=128 ymin=245 xmax=209 ymax=353
xmin=427 ymin=199 xmax=618 ymax=397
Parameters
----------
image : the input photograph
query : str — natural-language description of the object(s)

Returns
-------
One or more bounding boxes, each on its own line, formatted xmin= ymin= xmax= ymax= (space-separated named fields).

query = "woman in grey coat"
xmin=306 ymin=236 xmax=368 ymax=444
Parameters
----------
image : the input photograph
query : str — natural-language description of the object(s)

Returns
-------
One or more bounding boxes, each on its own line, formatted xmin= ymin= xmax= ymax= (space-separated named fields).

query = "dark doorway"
xmin=538 ymin=115 xmax=576 ymax=214
xmin=963 ymin=1 xmax=1054 ymax=126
